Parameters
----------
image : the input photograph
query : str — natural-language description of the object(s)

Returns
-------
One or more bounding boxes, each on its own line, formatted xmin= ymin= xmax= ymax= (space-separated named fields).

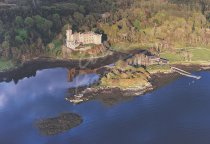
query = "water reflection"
xmin=0 ymin=67 xmax=100 ymax=144
xmin=0 ymin=93 xmax=7 ymax=108
xmin=0 ymin=68 xmax=99 ymax=109
xmin=1 ymin=69 xmax=210 ymax=144
xmin=67 ymin=68 xmax=99 ymax=88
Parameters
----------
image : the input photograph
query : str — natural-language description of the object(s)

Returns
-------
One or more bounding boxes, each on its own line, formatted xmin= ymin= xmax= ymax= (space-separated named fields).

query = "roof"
xmin=82 ymin=31 xmax=102 ymax=36
xmin=68 ymin=29 xmax=101 ymax=36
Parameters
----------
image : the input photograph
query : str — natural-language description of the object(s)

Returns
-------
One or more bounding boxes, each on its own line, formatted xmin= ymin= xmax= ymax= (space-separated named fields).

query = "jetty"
xmin=171 ymin=67 xmax=201 ymax=80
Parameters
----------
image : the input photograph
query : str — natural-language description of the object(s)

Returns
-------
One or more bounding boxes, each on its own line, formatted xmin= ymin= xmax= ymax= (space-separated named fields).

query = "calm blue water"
xmin=0 ymin=68 xmax=210 ymax=144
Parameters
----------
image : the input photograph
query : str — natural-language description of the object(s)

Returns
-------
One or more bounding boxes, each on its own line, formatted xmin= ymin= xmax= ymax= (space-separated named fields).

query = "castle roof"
xmin=68 ymin=29 xmax=101 ymax=36
xmin=82 ymin=31 xmax=101 ymax=36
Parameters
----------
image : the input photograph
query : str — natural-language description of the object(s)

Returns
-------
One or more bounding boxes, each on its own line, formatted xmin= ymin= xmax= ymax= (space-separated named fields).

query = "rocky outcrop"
xmin=36 ymin=113 xmax=82 ymax=136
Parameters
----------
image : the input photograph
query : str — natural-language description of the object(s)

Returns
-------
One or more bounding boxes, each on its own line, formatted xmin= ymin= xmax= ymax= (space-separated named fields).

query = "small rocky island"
xmin=36 ymin=113 xmax=82 ymax=136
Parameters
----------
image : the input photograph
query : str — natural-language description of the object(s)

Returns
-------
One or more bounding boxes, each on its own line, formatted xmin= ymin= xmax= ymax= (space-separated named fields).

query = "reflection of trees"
xmin=68 ymin=68 xmax=76 ymax=82
xmin=67 ymin=68 xmax=97 ymax=82
xmin=0 ymin=52 xmax=126 ymax=84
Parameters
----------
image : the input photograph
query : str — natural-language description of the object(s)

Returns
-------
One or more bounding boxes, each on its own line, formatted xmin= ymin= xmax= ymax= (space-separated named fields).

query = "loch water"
xmin=0 ymin=68 xmax=210 ymax=144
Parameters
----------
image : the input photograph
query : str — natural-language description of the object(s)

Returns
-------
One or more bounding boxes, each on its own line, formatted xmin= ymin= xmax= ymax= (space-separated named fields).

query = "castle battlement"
xmin=66 ymin=28 xmax=102 ymax=49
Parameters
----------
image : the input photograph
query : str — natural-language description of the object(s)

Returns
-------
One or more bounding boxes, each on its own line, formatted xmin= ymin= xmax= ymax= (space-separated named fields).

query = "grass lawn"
xmin=189 ymin=48 xmax=210 ymax=61
xmin=160 ymin=47 xmax=210 ymax=64
xmin=0 ymin=59 xmax=14 ymax=71
xmin=112 ymin=42 xmax=151 ymax=53
xmin=160 ymin=52 xmax=183 ymax=63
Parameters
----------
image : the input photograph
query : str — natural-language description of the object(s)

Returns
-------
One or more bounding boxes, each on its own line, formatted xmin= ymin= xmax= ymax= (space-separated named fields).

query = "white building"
xmin=66 ymin=29 xmax=102 ymax=49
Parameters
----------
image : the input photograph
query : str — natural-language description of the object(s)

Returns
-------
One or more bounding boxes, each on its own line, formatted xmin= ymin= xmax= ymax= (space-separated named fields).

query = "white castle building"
xmin=66 ymin=29 xmax=102 ymax=49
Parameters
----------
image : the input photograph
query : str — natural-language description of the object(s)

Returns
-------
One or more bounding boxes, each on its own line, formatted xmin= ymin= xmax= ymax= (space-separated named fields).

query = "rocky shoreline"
xmin=66 ymin=64 xmax=210 ymax=105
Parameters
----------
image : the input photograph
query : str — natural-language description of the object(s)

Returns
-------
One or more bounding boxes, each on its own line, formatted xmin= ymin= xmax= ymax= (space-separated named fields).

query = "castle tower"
xmin=94 ymin=34 xmax=102 ymax=44
xmin=66 ymin=29 xmax=72 ymax=42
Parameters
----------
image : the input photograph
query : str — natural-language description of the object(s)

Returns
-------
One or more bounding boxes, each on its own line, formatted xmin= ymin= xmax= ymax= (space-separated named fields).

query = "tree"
xmin=79 ymin=5 xmax=85 ymax=14
xmin=73 ymin=12 xmax=84 ymax=25
xmin=85 ymin=15 xmax=96 ymax=27
xmin=207 ymin=13 xmax=210 ymax=22
xmin=192 ymin=21 xmax=195 ymax=32
xmin=133 ymin=19 xmax=141 ymax=31
xmin=2 ymin=40 xmax=11 ymax=59
xmin=24 ymin=17 xmax=34 ymax=28
xmin=34 ymin=15 xmax=52 ymax=33
xmin=0 ymin=20 xmax=3 ymax=33
xmin=15 ymin=16 xmax=24 ymax=27
xmin=199 ymin=0 xmax=209 ymax=14
xmin=0 ymin=20 xmax=4 ymax=42
xmin=68 ymin=15 xmax=74 ymax=23
xmin=15 ymin=29 xmax=28 ymax=43
xmin=15 ymin=36 xmax=24 ymax=44
xmin=51 ymin=14 xmax=61 ymax=30
xmin=44 ymin=20 xmax=53 ymax=32
xmin=34 ymin=15 xmax=45 ymax=31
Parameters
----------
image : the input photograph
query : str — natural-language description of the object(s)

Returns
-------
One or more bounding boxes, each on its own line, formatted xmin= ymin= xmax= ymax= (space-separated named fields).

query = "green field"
xmin=0 ymin=59 xmax=14 ymax=71
xmin=160 ymin=47 xmax=210 ymax=64
xmin=112 ymin=42 xmax=151 ymax=53
xmin=160 ymin=52 xmax=183 ymax=63
xmin=190 ymin=48 xmax=210 ymax=61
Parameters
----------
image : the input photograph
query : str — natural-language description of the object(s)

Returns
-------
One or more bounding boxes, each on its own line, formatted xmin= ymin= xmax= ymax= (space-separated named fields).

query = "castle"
xmin=66 ymin=28 xmax=102 ymax=49
xmin=126 ymin=53 xmax=169 ymax=67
